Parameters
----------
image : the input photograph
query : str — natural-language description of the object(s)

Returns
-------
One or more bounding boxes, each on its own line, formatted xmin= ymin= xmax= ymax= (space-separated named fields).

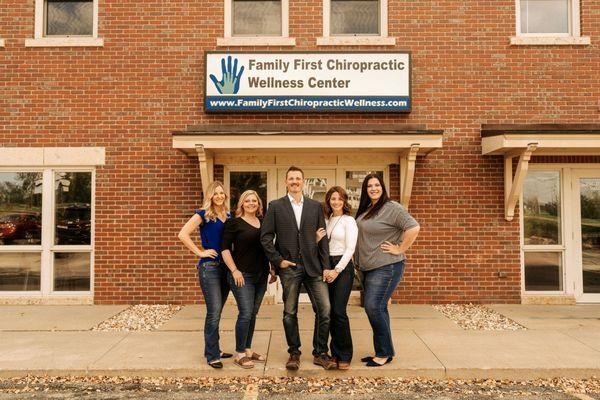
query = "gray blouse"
xmin=355 ymin=201 xmax=419 ymax=271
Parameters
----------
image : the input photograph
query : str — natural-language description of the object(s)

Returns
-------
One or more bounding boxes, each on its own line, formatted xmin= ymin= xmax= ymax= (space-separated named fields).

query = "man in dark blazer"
xmin=261 ymin=166 xmax=336 ymax=370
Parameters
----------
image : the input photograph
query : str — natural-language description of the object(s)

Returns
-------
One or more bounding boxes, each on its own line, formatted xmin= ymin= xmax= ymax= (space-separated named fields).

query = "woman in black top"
xmin=221 ymin=189 xmax=273 ymax=369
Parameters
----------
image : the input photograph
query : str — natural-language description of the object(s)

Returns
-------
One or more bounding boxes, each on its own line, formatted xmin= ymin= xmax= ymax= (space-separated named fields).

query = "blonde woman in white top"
xmin=317 ymin=186 xmax=358 ymax=370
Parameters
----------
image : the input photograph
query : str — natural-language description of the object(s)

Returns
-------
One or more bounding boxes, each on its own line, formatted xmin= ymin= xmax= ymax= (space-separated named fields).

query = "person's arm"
xmin=381 ymin=203 xmax=420 ymax=255
xmin=178 ymin=213 xmax=217 ymax=259
xmin=260 ymin=202 xmax=285 ymax=269
xmin=317 ymin=204 xmax=330 ymax=271
xmin=221 ymin=219 xmax=244 ymax=287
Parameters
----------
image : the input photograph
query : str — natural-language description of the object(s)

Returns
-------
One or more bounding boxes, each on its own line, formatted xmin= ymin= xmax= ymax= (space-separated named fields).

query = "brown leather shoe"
xmin=337 ymin=361 xmax=351 ymax=370
xmin=313 ymin=353 xmax=337 ymax=370
xmin=286 ymin=353 xmax=300 ymax=370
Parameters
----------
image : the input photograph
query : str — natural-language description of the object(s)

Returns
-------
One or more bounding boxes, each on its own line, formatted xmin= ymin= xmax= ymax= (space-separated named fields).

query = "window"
xmin=233 ymin=0 xmax=282 ymax=36
xmin=229 ymin=171 xmax=268 ymax=216
xmin=512 ymin=0 xmax=590 ymax=45
xmin=318 ymin=0 xmax=394 ymax=45
xmin=218 ymin=0 xmax=294 ymax=46
xmin=0 ymin=169 xmax=94 ymax=295
xmin=522 ymin=170 xmax=564 ymax=291
xmin=45 ymin=0 xmax=93 ymax=36
xmin=25 ymin=0 xmax=102 ymax=47
xmin=331 ymin=0 xmax=379 ymax=35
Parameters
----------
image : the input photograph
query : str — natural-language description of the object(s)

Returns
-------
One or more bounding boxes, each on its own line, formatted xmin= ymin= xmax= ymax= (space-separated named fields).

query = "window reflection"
xmin=523 ymin=171 xmax=561 ymax=245
xmin=332 ymin=0 xmax=379 ymax=35
xmin=524 ymin=252 xmax=562 ymax=291
xmin=520 ymin=0 xmax=568 ymax=34
xmin=46 ymin=0 xmax=93 ymax=36
xmin=54 ymin=252 xmax=90 ymax=291
xmin=55 ymin=172 xmax=92 ymax=245
xmin=233 ymin=0 xmax=282 ymax=36
xmin=0 ymin=253 xmax=41 ymax=291
xmin=0 ymin=172 xmax=42 ymax=246
xmin=579 ymin=179 xmax=600 ymax=294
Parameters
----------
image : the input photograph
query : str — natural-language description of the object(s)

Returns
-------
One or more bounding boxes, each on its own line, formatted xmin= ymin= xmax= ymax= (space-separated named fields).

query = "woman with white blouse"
xmin=317 ymin=186 xmax=358 ymax=370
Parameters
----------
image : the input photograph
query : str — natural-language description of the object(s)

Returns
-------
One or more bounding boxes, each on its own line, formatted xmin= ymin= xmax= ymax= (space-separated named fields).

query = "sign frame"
xmin=203 ymin=51 xmax=412 ymax=114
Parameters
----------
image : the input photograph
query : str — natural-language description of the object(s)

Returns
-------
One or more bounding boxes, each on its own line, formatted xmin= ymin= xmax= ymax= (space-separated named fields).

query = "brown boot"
xmin=286 ymin=353 xmax=300 ymax=370
xmin=313 ymin=353 xmax=337 ymax=370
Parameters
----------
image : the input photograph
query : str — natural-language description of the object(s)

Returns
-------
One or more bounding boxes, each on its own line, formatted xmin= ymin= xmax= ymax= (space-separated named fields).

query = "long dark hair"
xmin=355 ymin=173 xmax=389 ymax=220
xmin=324 ymin=186 xmax=352 ymax=217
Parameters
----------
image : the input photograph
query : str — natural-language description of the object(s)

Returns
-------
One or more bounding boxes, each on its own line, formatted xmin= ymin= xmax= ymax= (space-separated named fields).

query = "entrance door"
xmin=573 ymin=170 xmax=600 ymax=302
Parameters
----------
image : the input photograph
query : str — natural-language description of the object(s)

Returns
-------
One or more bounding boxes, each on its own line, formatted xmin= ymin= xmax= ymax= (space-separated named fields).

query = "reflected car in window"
xmin=55 ymin=204 xmax=91 ymax=245
xmin=0 ymin=212 xmax=42 ymax=245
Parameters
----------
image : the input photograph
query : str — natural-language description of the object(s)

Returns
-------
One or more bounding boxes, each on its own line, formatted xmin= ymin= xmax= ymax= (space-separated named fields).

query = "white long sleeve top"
xmin=326 ymin=214 xmax=358 ymax=272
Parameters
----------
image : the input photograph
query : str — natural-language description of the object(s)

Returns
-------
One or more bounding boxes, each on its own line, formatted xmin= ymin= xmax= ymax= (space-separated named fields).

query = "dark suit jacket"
xmin=260 ymin=195 xmax=330 ymax=278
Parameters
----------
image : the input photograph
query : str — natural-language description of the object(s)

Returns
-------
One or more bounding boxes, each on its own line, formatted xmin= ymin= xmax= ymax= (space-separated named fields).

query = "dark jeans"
xmin=227 ymin=271 xmax=268 ymax=353
xmin=328 ymin=256 xmax=354 ymax=362
xmin=198 ymin=261 xmax=230 ymax=363
xmin=362 ymin=261 xmax=405 ymax=358
xmin=279 ymin=263 xmax=331 ymax=355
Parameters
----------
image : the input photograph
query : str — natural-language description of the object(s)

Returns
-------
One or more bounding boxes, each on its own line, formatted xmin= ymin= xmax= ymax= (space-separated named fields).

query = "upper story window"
xmin=218 ymin=0 xmax=295 ymax=46
xmin=331 ymin=0 xmax=379 ymax=35
xmin=45 ymin=0 xmax=93 ymax=36
xmin=233 ymin=0 xmax=282 ymax=36
xmin=512 ymin=0 xmax=590 ymax=45
xmin=318 ymin=0 xmax=395 ymax=46
xmin=25 ymin=0 xmax=103 ymax=47
xmin=519 ymin=0 xmax=570 ymax=35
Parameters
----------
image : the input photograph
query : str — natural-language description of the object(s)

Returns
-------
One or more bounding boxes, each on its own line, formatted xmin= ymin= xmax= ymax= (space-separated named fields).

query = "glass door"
xmin=573 ymin=170 xmax=600 ymax=302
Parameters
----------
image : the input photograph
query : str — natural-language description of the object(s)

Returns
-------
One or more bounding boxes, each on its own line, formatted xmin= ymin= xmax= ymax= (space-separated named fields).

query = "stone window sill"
xmin=217 ymin=37 xmax=296 ymax=47
xmin=510 ymin=36 xmax=590 ymax=46
xmin=317 ymin=36 xmax=396 ymax=46
xmin=25 ymin=37 xmax=104 ymax=47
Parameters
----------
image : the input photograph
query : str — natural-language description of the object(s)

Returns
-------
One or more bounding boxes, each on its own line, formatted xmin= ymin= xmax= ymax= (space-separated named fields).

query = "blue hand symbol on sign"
xmin=209 ymin=56 xmax=245 ymax=94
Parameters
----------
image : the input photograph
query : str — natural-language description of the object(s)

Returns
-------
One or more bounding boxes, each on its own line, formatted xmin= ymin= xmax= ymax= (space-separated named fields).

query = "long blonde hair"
xmin=235 ymin=190 xmax=263 ymax=218
xmin=201 ymin=181 xmax=229 ymax=221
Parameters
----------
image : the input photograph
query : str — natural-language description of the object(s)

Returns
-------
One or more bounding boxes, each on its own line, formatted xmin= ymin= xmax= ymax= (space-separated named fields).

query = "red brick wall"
xmin=1 ymin=0 xmax=598 ymax=304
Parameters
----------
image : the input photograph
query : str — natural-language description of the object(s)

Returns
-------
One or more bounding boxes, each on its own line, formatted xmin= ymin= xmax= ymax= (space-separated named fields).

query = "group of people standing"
xmin=178 ymin=166 xmax=420 ymax=370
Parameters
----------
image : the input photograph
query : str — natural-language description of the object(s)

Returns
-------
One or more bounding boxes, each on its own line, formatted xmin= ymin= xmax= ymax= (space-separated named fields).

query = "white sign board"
xmin=205 ymin=52 xmax=411 ymax=112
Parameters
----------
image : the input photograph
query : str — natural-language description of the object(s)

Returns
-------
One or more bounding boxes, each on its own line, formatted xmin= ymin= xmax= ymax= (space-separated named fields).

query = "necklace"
xmin=327 ymin=215 xmax=343 ymax=242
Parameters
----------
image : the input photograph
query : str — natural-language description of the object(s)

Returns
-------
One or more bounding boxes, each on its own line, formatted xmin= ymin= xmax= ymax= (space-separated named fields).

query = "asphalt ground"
xmin=0 ymin=377 xmax=598 ymax=400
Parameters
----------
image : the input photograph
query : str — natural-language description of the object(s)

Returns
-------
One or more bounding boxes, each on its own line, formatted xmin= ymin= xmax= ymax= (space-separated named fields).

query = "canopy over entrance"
xmin=173 ymin=124 xmax=443 ymax=208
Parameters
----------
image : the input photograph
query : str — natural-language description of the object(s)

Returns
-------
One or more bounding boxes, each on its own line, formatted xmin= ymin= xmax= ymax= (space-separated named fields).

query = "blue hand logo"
xmin=209 ymin=55 xmax=244 ymax=94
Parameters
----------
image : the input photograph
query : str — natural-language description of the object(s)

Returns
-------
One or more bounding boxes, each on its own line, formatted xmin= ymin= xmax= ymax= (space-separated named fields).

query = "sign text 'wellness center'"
xmin=205 ymin=52 xmax=411 ymax=112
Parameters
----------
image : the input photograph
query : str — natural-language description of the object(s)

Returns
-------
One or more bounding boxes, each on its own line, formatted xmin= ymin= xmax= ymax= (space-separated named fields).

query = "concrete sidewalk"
xmin=0 ymin=304 xmax=599 ymax=379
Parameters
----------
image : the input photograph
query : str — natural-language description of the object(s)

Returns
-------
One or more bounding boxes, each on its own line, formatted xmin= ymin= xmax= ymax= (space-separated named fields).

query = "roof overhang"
xmin=481 ymin=124 xmax=600 ymax=221
xmin=173 ymin=124 xmax=444 ymax=209
xmin=482 ymin=124 xmax=600 ymax=156
xmin=173 ymin=124 xmax=443 ymax=156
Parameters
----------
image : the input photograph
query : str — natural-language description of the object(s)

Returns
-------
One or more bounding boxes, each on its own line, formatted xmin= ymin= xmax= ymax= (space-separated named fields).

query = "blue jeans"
xmin=279 ymin=263 xmax=331 ymax=355
xmin=328 ymin=257 xmax=354 ymax=362
xmin=227 ymin=271 xmax=268 ymax=353
xmin=198 ymin=261 xmax=230 ymax=363
xmin=362 ymin=261 xmax=405 ymax=358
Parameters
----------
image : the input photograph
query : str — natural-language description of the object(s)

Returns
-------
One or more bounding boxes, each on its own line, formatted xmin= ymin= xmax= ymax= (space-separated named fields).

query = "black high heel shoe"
xmin=366 ymin=357 xmax=393 ymax=367
xmin=361 ymin=356 xmax=374 ymax=363
xmin=208 ymin=360 xmax=223 ymax=369
xmin=220 ymin=352 xmax=233 ymax=359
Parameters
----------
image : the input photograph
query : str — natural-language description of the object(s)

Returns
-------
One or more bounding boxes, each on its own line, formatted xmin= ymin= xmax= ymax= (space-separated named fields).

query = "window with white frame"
xmin=26 ymin=0 xmax=101 ymax=46
xmin=44 ymin=0 xmax=94 ymax=36
xmin=330 ymin=0 xmax=380 ymax=35
xmin=522 ymin=170 xmax=564 ymax=292
xmin=0 ymin=169 xmax=94 ymax=293
xmin=233 ymin=0 xmax=282 ymax=36
xmin=518 ymin=0 xmax=578 ymax=36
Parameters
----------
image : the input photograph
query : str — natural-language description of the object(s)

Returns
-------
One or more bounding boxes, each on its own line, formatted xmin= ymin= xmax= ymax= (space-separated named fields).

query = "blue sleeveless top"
xmin=196 ymin=209 xmax=230 ymax=266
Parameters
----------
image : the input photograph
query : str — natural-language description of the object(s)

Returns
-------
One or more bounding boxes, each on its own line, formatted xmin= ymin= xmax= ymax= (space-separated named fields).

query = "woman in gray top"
xmin=355 ymin=173 xmax=420 ymax=367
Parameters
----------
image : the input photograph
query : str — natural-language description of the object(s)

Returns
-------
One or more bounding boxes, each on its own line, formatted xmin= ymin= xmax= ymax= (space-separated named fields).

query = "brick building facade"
xmin=0 ymin=0 xmax=598 ymax=305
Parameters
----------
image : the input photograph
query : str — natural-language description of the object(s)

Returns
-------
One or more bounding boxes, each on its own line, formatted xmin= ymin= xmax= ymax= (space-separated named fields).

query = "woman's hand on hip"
xmin=380 ymin=241 xmax=403 ymax=256
xmin=199 ymin=249 xmax=218 ymax=259
xmin=232 ymin=270 xmax=245 ymax=287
